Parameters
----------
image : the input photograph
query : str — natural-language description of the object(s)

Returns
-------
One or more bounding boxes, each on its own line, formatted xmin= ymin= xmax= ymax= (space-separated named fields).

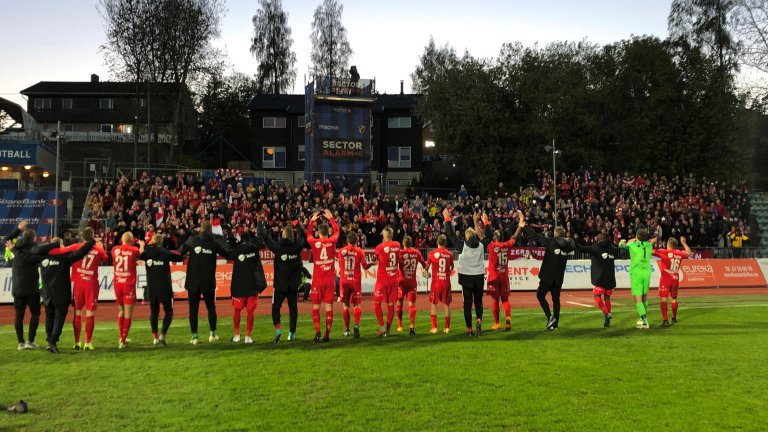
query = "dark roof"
xmin=247 ymin=93 xmax=421 ymax=114
xmin=247 ymin=94 xmax=305 ymax=113
xmin=372 ymin=94 xmax=421 ymax=112
xmin=20 ymin=81 xmax=176 ymax=95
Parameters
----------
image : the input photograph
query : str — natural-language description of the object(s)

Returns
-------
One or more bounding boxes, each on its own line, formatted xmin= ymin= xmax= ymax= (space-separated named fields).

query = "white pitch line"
xmin=566 ymin=301 xmax=595 ymax=308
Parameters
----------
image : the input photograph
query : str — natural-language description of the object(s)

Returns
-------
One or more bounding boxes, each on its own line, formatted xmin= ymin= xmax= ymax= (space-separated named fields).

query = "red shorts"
xmin=114 ymin=284 xmax=136 ymax=306
xmin=486 ymin=274 xmax=510 ymax=300
xmin=232 ymin=296 xmax=258 ymax=311
xmin=340 ymin=280 xmax=362 ymax=305
xmin=374 ymin=278 xmax=398 ymax=303
xmin=429 ymin=283 xmax=452 ymax=305
xmin=310 ymin=279 xmax=336 ymax=305
xmin=593 ymin=286 xmax=614 ymax=296
xmin=398 ymin=279 xmax=418 ymax=303
xmin=73 ymin=283 xmax=99 ymax=311
xmin=658 ymin=280 xmax=679 ymax=298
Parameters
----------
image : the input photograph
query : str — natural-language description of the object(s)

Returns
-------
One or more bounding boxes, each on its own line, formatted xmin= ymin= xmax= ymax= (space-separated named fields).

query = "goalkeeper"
xmin=619 ymin=227 xmax=656 ymax=329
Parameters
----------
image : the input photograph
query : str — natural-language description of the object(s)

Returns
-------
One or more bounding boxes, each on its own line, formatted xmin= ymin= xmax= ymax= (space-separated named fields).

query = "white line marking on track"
xmin=566 ymin=301 xmax=595 ymax=308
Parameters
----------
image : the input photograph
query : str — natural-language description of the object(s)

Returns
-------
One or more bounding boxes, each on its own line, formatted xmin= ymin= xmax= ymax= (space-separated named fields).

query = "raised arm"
xmin=325 ymin=209 xmax=340 ymax=242
xmin=680 ymin=236 xmax=691 ymax=256
xmin=2 ymin=221 xmax=27 ymax=244
xmin=62 ymin=240 xmax=96 ymax=264
xmin=442 ymin=209 xmax=459 ymax=248
xmin=523 ymin=225 xmax=549 ymax=248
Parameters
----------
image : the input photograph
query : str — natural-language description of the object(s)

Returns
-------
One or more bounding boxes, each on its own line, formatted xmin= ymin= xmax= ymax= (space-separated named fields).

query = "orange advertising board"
xmin=679 ymin=259 xmax=766 ymax=288
xmin=169 ymin=262 xmax=276 ymax=298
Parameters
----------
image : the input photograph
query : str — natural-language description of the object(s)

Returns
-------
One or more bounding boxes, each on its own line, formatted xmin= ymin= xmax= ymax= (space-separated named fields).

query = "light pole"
xmin=544 ymin=139 xmax=561 ymax=228
xmin=54 ymin=121 xmax=60 ymax=237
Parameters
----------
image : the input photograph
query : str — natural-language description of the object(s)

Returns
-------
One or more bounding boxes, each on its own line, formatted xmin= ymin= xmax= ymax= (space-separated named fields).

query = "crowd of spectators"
xmin=81 ymin=167 xmax=756 ymax=258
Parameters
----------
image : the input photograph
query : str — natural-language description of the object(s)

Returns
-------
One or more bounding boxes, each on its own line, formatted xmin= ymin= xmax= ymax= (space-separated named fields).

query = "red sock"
xmin=85 ymin=316 xmax=95 ymax=343
xmin=353 ymin=307 xmax=362 ymax=326
xmin=445 ymin=315 xmax=451 ymax=329
xmin=233 ymin=309 xmax=242 ymax=335
xmin=73 ymin=315 xmax=82 ymax=343
xmin=275 ymin=323 xmax=282 ymax=330
xmin=491 ymin=299 xmax=500 ymax=325
xmin=386 ymin=305 xmax=395 ymax=329
xmin=660 ymin=301 xmax=669 ymax=321
xmin=672 ymin=301 xmax=678 ymax=318
xmin=118 ymin=315 xmax=124 ymax=336
xmin=246 ymin=310 xmax=254 ymax=337
xmin=409 ymin=305 xmax=416 ymax=328
xmin=374 ymin=303 xmax=384 ymax=327
xmin=502 ymin=301 xmax=511 ymax=319
xmin=325 ymin=311 xmax=333 ymax=338
xmin=312 ymin=309 xmax=321 ymax=333
xmin=605 ymin=299 xmax=612 ymax=313
xmin=396 ymin=304 xmax=403 ymax=327
xmin=430 ymin=314 xmax=437 ymax=329
xmin=152 ymin=332 xmax=158 ymax=339
xmin=595 ymin=297 xmax=607 ymax=314
xmin=122 ymin=318 xmax=132 ymax=343
xmin=343 ymin=309 xmax=350 ymax=329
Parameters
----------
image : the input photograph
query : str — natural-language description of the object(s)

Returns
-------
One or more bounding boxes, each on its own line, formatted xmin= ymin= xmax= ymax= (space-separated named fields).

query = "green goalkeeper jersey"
xmin=620 ymin=240 xmax=653 ymax=274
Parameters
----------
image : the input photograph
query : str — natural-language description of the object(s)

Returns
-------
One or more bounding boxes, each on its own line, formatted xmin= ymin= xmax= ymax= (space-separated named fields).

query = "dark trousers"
xmin=459 ymin=274 xmax=485 ymax=328
xmin=188 ymin=291 xmax=217 ymax=334
xmin=14 ymin=294 xmax=40 ymax=344
xmin=272 ymin=286 xmax=299 ymax=333
xmin=44 ymin=302 xmax=69 ymax=346
xmin=536 ymin=280 xmax=563 ymax=320
xmin=150 ymin=298 xmax=174 ymax=335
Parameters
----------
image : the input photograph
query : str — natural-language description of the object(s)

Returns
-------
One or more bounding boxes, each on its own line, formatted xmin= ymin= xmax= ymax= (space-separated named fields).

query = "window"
xmin=387 ymin=146 xmax=412 ymax=168
xmin=298 ymin=145 xmax=305 ymax=161
xmin=62 ymin=99 xmax=73 ymax=109
xmin=100 ymin=98 xmax=114 ymax=110
xmin=297 ymin=115 xmax=306 ymax=128
xmin=139 ymin=98 xmax=146 ymax=107
xmin=34 ymin=98 xmax=51 ymax=110
xmin=100 ymin=124 xmax=113 ymax=133
xmin=62 ymin=124 xmax=74 ymax=132
xmin=387 ymin=117 xmax=412 ymax=128
xmin=262 ymin=117 xmax=286 ymax=128
xmin=263 ymin=146 xmax=286 ymax=168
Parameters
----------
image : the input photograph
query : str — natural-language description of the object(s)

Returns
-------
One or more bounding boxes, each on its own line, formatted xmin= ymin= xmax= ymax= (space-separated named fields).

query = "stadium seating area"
xmin=81 ymin=167 xmax=755 ymax=253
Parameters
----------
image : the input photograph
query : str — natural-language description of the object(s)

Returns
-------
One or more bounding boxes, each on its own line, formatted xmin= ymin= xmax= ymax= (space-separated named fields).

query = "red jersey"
xmin=654 ymin=248 xmax=689 ymax=284
xmin=72 ymin=244 xmax=108 ymax=288
xmin=374 ymin=240 xmax=401 ymax=282
xmin=337 ymin=245 xmax=371 ymax=284
xmin=427 ymin=248 xmax=454 ymax=284
xmin=112 ymin=244 xmax=141 ymax=288
xmin=307 ymin=217 xmax=339 ymax=281
xmin=398 ymin=247 xmax=426 ymax=282
xmin=488 ymin=239 xmax=516 ymax=275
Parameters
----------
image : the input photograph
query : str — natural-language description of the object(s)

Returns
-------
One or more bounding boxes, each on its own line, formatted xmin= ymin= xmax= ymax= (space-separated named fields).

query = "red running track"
xmin=1 ymin=287 xmax=766 ymax=325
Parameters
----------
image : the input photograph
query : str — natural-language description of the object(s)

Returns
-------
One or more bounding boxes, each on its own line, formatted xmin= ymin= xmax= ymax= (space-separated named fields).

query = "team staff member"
xmin=444 ymin=209 xmax=489 ymax=337
xmin=178 ymin=220 xmax=231 ymax=345
xmin=112 ymin=232 xmax=144 ymax=349
xmin=258 ymin=219 xmax=306 ymax=343
xmin=29 ymin=238 xmax=95 ymax=353
xmin=228 ymin=231 xmax=266 ymax=344
xmin=523 ymin=222 xmax=576 ymax=330
xmin=576 ymin=232 xmax=619 ymax=327
xmin=3 ymin=220 xmax=58 ymax=350
xmin=141 ymin=234 xmax=185 ymax=346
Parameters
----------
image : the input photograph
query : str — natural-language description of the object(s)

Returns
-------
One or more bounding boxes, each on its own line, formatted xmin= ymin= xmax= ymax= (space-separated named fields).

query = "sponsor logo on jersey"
xmin=314 ymin=242 xmax=321 ymax=248
xmin=238 ymin=254 xmax=246 ymax=262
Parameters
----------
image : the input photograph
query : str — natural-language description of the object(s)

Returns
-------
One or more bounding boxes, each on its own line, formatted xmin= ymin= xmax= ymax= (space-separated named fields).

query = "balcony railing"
xmin=44 ymin=131 xmax=172 ymax=144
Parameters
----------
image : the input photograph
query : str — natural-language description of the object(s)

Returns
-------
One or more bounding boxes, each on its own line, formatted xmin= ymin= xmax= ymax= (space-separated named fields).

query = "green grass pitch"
xmin=1 ymin=295 xmax=767 ymax=431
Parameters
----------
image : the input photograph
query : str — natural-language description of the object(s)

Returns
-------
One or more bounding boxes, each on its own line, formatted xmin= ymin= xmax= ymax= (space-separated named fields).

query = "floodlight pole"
xmin=551 ymin=138 xmax=557 ymax=229
xmin=54 ymin=121 xmax=60 ymax=238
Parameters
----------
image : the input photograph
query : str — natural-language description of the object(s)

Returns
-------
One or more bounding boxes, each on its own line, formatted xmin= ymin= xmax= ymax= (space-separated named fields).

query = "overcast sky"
xmin=0 ymin=0 xmax=671 ymax=108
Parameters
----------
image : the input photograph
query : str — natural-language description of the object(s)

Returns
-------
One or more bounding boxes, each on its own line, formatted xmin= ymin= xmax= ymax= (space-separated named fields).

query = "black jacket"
xmin=228 ymin=237 xmax=266 ymax=298
xmin=258 ymin=222 xmax=305 ymax=292
xmin=141 ymin=245 xmax=185 ymax=302
xmin=576 ymin=240 xmax=619 ymax=289
xmin=178 ymin=232 xmax=230 ymax=294
xmin=523 ymin=226 xmax=575 ymax=285
xmin=40 ymin=242 xmax=95 ymax=306
xmin=5 ymin=229 xmax=59 ymax=297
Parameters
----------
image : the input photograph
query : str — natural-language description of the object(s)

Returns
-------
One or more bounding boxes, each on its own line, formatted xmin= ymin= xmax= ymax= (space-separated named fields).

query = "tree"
xmin=668 ymin=0 xmax=739 ymax=73
xmin=732 ymin=0 xmax=768 ymax=98
xmin=99 ymin=0 xmax=225 ymax=161
xmin=250 ymin=0 xmax=297 ymax=94
xmin=310 ymin=0 xmax=353 ymax=79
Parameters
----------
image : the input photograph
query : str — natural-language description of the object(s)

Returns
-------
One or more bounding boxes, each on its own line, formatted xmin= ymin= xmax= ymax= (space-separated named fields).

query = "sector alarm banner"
xmin=306 ymin=102 xmax=371 ymax=175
